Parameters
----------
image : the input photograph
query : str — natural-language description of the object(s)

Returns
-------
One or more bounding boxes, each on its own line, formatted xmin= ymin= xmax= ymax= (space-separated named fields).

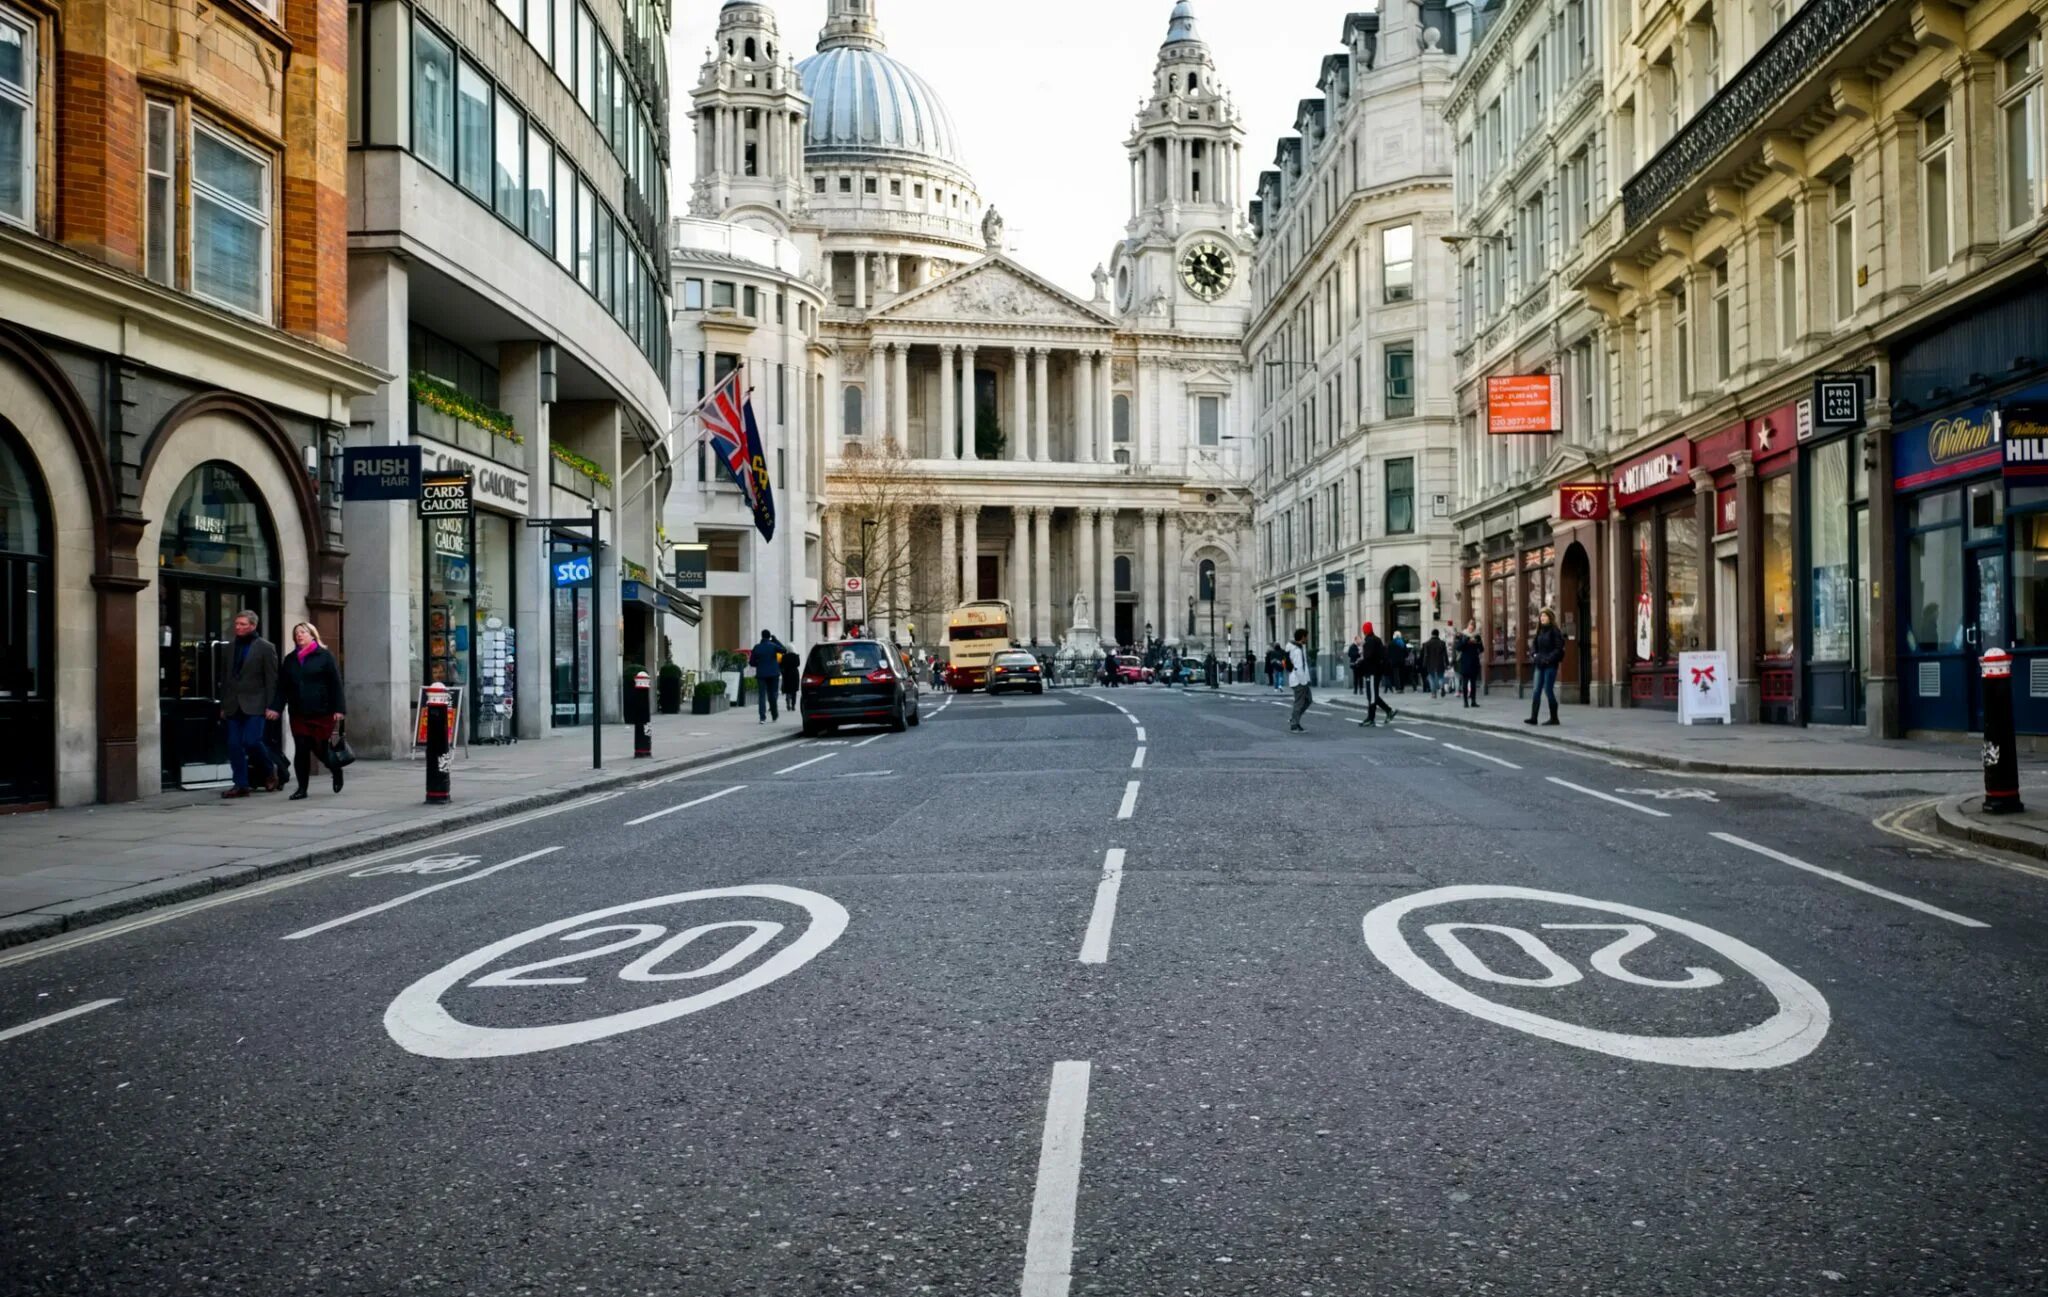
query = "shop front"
xmin=411 ymin=438 xmax=526 ymax=744
xmin=1616 ymin=438 xmax=1698 ymax=709
xmin=1552 ymin=484 xmax=1609 ymax=707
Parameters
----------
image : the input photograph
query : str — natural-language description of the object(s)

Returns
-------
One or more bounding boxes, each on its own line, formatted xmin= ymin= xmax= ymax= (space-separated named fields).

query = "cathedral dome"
xmin=796 ymin=3 xmax=972 ymax=182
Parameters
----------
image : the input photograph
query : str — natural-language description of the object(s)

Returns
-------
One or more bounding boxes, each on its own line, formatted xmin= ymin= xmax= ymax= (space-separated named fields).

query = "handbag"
xmin=325 ymin=718 xmax=357 ymax=770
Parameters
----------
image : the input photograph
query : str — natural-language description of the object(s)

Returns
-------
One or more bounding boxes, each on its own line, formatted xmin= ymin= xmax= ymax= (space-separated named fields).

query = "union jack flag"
xmin=698 ymin=369 xmax=757 ymax=502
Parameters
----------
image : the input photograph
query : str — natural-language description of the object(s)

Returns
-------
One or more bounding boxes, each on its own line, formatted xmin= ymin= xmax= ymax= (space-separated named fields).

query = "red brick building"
xmin=0 ymin=0 xmax=381 ymax=808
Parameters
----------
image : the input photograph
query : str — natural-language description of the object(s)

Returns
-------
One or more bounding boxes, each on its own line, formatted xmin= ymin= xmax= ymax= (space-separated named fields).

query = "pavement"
xmin=2 ymin=684 xmax=2045 ymax=1294
xmin=0 ymin=702 xmax=802 ymax=948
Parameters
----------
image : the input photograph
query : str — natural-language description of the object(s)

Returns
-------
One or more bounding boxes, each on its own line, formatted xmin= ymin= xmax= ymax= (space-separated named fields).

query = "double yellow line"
xmin=1873 ymin=797 xmax=2048 ymax=882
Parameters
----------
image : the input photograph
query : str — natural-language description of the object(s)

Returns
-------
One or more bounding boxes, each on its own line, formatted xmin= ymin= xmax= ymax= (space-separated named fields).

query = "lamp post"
xmin=858 ymin=517 xmax=876 ymax=638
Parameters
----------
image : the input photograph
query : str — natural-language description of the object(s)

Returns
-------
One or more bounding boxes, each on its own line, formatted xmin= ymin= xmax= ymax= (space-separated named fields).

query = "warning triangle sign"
xmin=812 ymin=595 xmax=840 ymax=624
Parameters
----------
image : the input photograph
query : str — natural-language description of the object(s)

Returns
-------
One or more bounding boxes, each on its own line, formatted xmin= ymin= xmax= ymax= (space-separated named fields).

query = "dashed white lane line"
xmin=281 ymin=847 xmax=563 ymax=940
xmin=1131 ymin=747 xmax=1146 ymax=770
xmin=775 ymin=753 xmax=837 ymax=775
xmin=1394 ymin=728 xmax=1432 ymax=741
xmin=1134 ymin=726 xmax=1147 ymax=741
xmin=626 ymin=783 xmax=748 ymax=827
xmin=1116 ymin=781 xmax=1141 ymax=820
xmin=1711 ymin=832 xmax=1990 ymax=929
xmin=1441 ymin=742 xmax=1523 ymax=770
xmin=0 ymin=998 xmax=121 ymax=1044
xmin=1020 ymin=1060 xmax=1093 ymax=1297
xmin=1078 ymin=848 xmax=1126 ymax=965
xmin=853 ymin=733 xmax=887 ymax=748
xmin=1546 ymin=776 xmax=1671 ymax=818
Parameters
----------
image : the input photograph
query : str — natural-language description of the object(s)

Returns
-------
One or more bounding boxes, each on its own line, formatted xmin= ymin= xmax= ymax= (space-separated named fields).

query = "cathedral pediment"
xmin=872 ymin=256 xmax=1115 ymax=331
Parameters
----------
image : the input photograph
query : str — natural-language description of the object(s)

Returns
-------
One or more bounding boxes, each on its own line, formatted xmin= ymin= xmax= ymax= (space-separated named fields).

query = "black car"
xmin=987 ymin=649 xmax=1046 ymax=695
xmin=798 ymin=639 xmax=921 ymax=736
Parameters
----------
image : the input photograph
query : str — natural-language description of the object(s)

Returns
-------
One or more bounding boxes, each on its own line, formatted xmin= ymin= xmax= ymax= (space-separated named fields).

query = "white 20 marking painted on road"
xmin=1363 ymin=885 xmax=1829 ymax=1070
xmin=384 ymin=885 xmax=847 ymax=1059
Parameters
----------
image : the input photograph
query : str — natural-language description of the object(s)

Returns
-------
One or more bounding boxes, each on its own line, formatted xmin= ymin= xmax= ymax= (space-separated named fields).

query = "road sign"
xmin=342 ymin=446 xmax=420 ymax=501
xmin=417 ymin=471 xmax=473 ymax=518
xmin=1361 ymin=885 xmax=1830 ymax=1070
xmin=844 ymin=576 xmax=865 ymax=594
xmin=1814 ymin=375 xmax=1864 ymax=428
xmin=813 ymin=595 xmax=840 ymax=624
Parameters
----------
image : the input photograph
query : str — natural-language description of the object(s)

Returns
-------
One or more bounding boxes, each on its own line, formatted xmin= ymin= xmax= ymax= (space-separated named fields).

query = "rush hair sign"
xmin=1612 ymin=439 xmax=1695 ymax=509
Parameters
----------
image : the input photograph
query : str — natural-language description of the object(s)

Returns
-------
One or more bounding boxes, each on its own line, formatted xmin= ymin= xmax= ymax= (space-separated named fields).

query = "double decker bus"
xmin=943 ymin=600 xmax=1013 ymax=691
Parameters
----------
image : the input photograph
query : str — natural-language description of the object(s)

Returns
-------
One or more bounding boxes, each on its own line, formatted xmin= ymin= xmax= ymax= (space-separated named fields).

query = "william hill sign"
xmin=1894 ymin=405 xmax=2001 ymax=492
xmin=2002 ymin=405 xmax=2048 ymax=479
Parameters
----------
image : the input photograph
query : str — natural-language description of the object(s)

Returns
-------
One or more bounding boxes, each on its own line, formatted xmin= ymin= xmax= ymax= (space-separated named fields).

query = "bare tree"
xmin=822 ymin=437 xmax=940 ymax=641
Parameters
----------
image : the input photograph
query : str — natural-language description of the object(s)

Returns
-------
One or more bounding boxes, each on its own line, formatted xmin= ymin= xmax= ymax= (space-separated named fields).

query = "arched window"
xmin=1112 ymin=394 xmax=1131 ymax=444
xmin=744 ymin=37 xmax=757 ymax=59
xmin=0 ymin=425 xmax=53 ymax=805
xmin=1114 ymin=555 xmax=1133 ymax=593
xmin=842 ymin=385 xmax=864 ymax=438
xmin=1198 ymin=559 xmax=1217 ymax=602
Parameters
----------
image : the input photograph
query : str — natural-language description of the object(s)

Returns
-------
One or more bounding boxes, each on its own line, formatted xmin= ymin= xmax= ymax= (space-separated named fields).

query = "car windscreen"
xmin=806 ymin=643 xmax=889 ymax=675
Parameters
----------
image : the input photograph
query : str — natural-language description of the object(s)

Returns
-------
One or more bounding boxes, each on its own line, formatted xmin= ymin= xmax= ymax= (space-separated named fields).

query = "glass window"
xmin=683 ymin=278 xmax=703 ymax=310
xmin=841 ymin=385 xmax=864 ymax=437
xmin=145 ymin=100 xmax=176 ymax=285
xmin=553 ymin=154 xmax=574 ymax=268
xmin=1775 ymin=212 xmax=1798 ymax=350
xmin=1663 ymin=508 xmax=1699 ymax=657
xmin=526 ymin=131 xmax=552 ymax=247
xmin=1968 ymin=479 xmax=2004 ymax=541
xmin=1912 ymin=490 xmax=1961 ymax=528
xmin=413 ymin=24 xmax=455 ymax=177
xmin=190 ymin=123 xmax=270 ymax=318
xmin=2014 ymin=511 xmax=2048 ymax=647
xmin=494 ymin=95 xmax=523 ymax=223
xmin=577 ymin=6 xmax=596 ymax=117
xmin=1921 ymin=101 xmax=1951 ymax=271
xmin=711 ymin=280 xmax=735 ymax=308
xmin=1762 ymin=473 xmax=1795 ymax=657
xmin=160 ymin=463 xmax=275 ymax=581
xmin=1197 ymin=395 xmax=1220 ymax=446
xmin=494 ymin=0 xmax=521 ymax=30
xmin=1810 ymin=440 xmax=1852 ymax=660
xmin=1386 ymin=458 xmax=1415 ymax=535
xmin=1907 ymin=520 xmax=1962 ymax=652
xmin=1831 ymin=175 xmax=1856 ymax=322
xmin=456 ymin=59 xmax=492 ymax=201
xmin=0 ymin=5 xmax=30 ymax=228
xmin=528 ymin=0 xmax=550 ymax=60
xmin=552 ymin=0 xmax=573 ymax=81
xmin=1381 ymin=224 xmax=1414 ymax=302
xmin=1384 ymin=344 xmax=1414 ymax=418
xmin=575 ymin=180 xmax=594 ymax=291
xmin=2001 ymin=40 xmax=2041 ymax=231
xmin=1632 ymin=522 xmax=1654 ymax=662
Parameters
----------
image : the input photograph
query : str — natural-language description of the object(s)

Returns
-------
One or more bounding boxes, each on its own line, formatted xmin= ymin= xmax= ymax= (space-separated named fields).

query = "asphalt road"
xmin=3 ymin=683 xmax=2045 ymax=1296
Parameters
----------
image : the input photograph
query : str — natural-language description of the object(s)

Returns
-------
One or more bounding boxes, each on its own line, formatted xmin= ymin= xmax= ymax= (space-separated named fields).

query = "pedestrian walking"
xmin=1357 ymin=622 xmax=1397 ymax=726
xmin=1348 ymin=637 xmax=1366 ymax=695
xmin=1527 ymin=607 xmax=1565 ymax=726
xmin=1104 ymin=648 xmax=1121 ymax=687
xmin=1456 ymin=620 xmax=1483 ymax=707
xmin=781 ymin=645 xmax=802 ymax=714
xmin=1422 ymin=629 xmax=1450 ymax=698
xmin=1286 ymin=629 xmax=1313 ymax=732
xmin=750 ymin=630 xmax=785 ymax=723
xmin=217 ymin=608 xmax=280 ymax=798
xmin=276 ymin=621 xmax=345 ymax=800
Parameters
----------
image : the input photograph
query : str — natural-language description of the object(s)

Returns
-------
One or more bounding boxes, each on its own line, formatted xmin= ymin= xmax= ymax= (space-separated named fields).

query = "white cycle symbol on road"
xmin=352 ymin=853 xmax=484 ymax=878
xmin=1363 ymin=885 xmax=1829 ymax=1070
xmin=1615 ymin=787 xmax=1721 ymax=802
xmin=385 ymin=885 xmax=847 ymax=1059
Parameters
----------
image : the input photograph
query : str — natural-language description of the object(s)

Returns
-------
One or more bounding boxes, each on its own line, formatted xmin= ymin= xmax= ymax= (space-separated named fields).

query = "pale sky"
xmin=672 ymin=0 xmax=1376 ymax=297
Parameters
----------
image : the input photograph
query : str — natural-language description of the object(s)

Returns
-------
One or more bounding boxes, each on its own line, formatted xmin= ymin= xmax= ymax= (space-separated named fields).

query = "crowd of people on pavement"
xmin=1270 ymin=609 xmax=1570 ymax=734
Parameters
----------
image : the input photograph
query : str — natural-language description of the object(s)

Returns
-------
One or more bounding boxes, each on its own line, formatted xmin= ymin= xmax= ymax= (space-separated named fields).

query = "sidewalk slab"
xmin=1214 ymin=683 xmax=1996 ymax=777
xmin=0 ymin=706 xmax=803 ymax=949
xmin=1934 ymin=793 xmax=2048 ymax=861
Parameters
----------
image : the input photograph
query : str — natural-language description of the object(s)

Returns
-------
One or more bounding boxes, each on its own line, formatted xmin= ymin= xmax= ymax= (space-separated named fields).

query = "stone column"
xmin=1866 ymin=359 xmax=1899 ymax=738
xmin=891 ymin=509 xmax=910 ymax=642
xmin=868 ymin=345 xmax=886 ymax=452
xmin=504 ymin=341 xmax=553 ymax=740
xmin=1076 ymin=506 xmax=1098 ymax=632
xmin=1731 ymin=450 xmax=1763 ymax=723
xmin=1032 ymin=347 xmax=1051 ymax=462
xmin=1076 ymin=351 xmax=1097 ymax=463
xmin=1098 ymin=509 xmax=1118 ymax=646
xmin=1141 ymin=507 xmax=1162 ymax=645
xmin=1011 ymin=507 xmax=1032 ymax=640
xmin=892 ymin=342 xmax=910 ymax=448
xmin=886 ymin=255 xmax=902 ymax=296
xmin=1012 ymin=349 xmax=1030 ymax=461
xmin=1034 ymin=506 xmax=1054 ymax=646
xmin=1163 ymin=510 xmax=1184 ymax=643
xmin=853 ymin=252 xmax=869 ymax=311
xmin=823 ymin=348 xmax=843 ymax=446
xmin=1097 ymin=350 xmax=1115 ymax=462
xmin=1691 ymin=467 xmax=1718 ymax=655
xmin=342 ymin=250 xmax=416 ymax=758
xmin=961 ymin=504 xmax=982 ymax=601
xmin=939 ymin=504 xmax=959 ymax=610
xmin=960 ymin=346 xmax=979 ymax=460
xmin=938 ymin=345 xmax=957 ymax=461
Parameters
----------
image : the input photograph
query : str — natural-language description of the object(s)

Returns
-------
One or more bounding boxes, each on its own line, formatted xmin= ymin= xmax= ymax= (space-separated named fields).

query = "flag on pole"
xmin=699 ymin=369 xmax=756 ymax=501
xmin=741 ymin=389 xmax=777 ymax=542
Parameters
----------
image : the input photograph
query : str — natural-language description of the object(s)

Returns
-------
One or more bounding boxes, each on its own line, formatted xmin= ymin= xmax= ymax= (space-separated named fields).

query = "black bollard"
xmin=629 ymin=670 xmax=653 ymax=759
xmin=424 ymin=682 xmax=452 ymax=805
xmin=1981 ymin=648 xmax=2023 ymax=814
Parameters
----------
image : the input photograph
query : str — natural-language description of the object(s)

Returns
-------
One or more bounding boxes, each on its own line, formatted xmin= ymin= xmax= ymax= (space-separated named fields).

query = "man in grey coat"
xmin=218 ymin=609 xmax=280 ymax=798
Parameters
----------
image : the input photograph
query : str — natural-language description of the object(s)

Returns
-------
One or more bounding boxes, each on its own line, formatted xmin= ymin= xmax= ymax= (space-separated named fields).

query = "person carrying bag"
xmin=276 ymin=621 xmax=347 ymax=799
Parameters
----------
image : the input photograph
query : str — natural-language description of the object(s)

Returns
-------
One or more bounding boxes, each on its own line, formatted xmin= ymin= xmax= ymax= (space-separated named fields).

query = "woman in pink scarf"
xmin=275 ymin=621 xmax=346 ymax=799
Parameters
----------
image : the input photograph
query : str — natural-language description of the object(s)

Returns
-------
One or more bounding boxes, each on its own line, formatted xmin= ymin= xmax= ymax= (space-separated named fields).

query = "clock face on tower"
xmin=1180 ymin=241 xmax=1235 ymax=301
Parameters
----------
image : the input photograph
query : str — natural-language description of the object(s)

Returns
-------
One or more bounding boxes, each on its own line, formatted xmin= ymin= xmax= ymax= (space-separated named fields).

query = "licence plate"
xmin=830 ymin=677 xmax=860 ymax=686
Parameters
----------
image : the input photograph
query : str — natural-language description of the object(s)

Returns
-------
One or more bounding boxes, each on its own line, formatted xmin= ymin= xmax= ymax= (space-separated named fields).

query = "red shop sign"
xmin=1612 ymin=438 xmax=1695 ymax=509
xmin=1749 ymin=403 xmax=1800 ymax=462
xmin=1557 ymin=483 xmax=1610 ymax=521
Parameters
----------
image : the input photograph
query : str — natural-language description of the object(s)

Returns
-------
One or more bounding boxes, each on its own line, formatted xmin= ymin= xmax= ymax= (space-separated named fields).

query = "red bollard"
xmin=630 ymin=670 xmax=653 ymax=759
xmin=1981 ymin=648 xmax=2023 ymax=814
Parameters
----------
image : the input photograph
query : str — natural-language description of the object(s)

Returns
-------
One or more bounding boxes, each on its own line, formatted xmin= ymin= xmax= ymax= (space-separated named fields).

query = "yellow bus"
xmin=943 ymin=600 xmax=1013 ymax=690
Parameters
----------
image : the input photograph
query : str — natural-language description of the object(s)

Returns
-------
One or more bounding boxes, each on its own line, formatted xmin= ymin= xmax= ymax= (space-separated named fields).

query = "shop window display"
xmin=1663 ymin=509 xmax=1700 ymax=657
xmin=1761 ymin=474 xmax=1795 ymax=657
